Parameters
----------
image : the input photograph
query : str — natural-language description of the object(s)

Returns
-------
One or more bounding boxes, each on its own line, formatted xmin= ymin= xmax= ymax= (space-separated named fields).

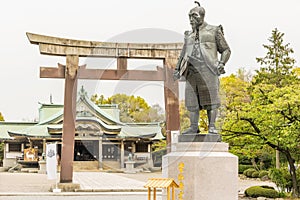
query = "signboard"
xmin=46 ymin=143 xmax=57 ymax=180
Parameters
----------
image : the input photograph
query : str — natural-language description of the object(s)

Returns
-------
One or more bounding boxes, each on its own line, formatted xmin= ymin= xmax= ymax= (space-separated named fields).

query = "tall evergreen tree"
xmin=253 ymin=28 xmax=297 ymax=87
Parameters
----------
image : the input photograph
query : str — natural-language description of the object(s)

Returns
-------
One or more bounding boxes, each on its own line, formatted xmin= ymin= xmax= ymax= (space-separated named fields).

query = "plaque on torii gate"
xmin=27 ymin=32 xmax=182 ymax=183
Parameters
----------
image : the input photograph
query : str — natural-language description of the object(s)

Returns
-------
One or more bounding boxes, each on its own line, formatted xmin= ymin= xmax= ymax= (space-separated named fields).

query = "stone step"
xmin=20 ymin=168 xmax=39 ymax=173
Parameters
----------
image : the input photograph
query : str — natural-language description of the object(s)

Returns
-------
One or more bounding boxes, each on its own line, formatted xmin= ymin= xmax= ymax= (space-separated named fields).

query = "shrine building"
xmin=0 ymin=87 xmax=164 ymax=171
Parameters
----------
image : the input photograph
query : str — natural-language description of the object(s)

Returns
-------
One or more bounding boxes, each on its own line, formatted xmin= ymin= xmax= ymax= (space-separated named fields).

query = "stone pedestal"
xmin=124 ymin=161 xmax=136 ymax=174
xmin=162 ymin=141 xmax=238 ymax=200
xmin=38 ymin=160 xmax=46 ymax=174
xmin=178 ymin=133 xmax=221 ymax=142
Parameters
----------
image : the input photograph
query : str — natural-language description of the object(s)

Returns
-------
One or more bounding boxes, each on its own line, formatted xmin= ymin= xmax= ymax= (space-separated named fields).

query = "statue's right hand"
xmin=217 ymin=63 xmax=226 ymax=75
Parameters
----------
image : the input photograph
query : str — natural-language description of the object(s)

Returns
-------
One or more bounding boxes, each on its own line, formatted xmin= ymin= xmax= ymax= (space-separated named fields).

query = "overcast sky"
xmin=1 ymin=0 xmax=299 ymax=121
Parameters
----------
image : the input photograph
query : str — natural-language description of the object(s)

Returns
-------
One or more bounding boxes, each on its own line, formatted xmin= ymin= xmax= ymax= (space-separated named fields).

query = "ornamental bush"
xmin=269 ymin=168 xmax=291 ymax=193
xmin=243 ymin=168 xmax=257 ymax=178
xmin=245 ymin=186 xmax=280 ymax=198
xmin=258 ymin=170 xmax=269 ymax=179
xmin=252 ymin=171 xmax=260 ymax=178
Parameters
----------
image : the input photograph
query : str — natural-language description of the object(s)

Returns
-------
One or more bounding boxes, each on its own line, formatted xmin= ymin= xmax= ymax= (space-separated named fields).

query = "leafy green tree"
xmin=220 ymin=72 xmax=255 ymax=164
xmin=222 ymin=29 xmax=300 ymax=196
xmin=92 ymin=93 xmax=164 ymax=123
xmin=293 ymin=67 xmax=300 ymax=77
xmin=179 ymin=100 xmax=209 ymax=132
xmin=236 ymin=67 xmax=252 ymax=82
xmin=220 ymin=73 xmax=250 ymax=112
xmin=152 ymin=140 xmax=166 ymax=152
xmin=91 ymin=94 xmax=106 ymax=105
xmin=148 ymin=104 xmax=165 ymax=122
xmin=179 ymin=100 xmax=190 ymax=132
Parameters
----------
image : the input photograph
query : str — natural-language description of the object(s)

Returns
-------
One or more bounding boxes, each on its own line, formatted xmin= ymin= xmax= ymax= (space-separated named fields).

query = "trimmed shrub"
xmin=243 ymin=168 xmax=257 ymax=178
xmin=239 ymin=164 xmax=253 ymax=174
xmin=258 ymin=170 xmax=269 ymax=179
xmin=269 ymin=167 xmax=291 ymax=193
xmin=252 ymin=171 xmax=259 ymax=178
xmin=245 ymin=186 xmax=280 ymax=198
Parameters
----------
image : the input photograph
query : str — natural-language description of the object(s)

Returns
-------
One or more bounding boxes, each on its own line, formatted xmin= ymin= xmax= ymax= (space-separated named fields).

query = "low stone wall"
xmin=0 ymin=167 xmax=9 ymax=172
xmin=102 ymin=161 xmax=120 ymax=170
xmin=3 ymin=158 xmax=16 ymax=168
xmin=73 ymin=161 xmax=99 ymax=171
xmin=54 ymin=161 xmax=100 ymax=172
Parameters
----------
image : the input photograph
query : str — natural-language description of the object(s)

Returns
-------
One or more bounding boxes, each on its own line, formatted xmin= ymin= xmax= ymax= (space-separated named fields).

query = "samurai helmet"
xmin=189 ymin=1 xmax=205 ymax=16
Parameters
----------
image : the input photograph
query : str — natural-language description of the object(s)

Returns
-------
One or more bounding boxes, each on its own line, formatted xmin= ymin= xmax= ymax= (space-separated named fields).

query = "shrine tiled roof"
xmin=120 ymin=123 xmax=164 ymax=140
xmin=7 ymin=124 xmax=58 ymax=138
xmin=0 ymin=122 xmax=38 ymax=139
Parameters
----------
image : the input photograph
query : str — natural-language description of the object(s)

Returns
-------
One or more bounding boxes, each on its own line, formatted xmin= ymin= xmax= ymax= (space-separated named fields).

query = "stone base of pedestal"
xmin=50 ymin=183 xmax=81 ymax=192
xmin=162 ymin=142 xmax=238 ymax=200
xmin=38 ymin=160 xmax=46 ymax=174
xmin=124 ymin=161 xmax=137 ymax=174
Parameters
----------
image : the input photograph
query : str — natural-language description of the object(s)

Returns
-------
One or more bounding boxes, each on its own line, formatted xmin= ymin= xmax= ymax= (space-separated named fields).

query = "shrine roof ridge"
xmin=38 ymin=102 xmax=64 ymax=107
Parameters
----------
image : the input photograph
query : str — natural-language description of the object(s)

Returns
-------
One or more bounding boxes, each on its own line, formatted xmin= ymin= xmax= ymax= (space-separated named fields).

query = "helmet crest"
xmin=194 ymin=1 xmax=201 ymax=7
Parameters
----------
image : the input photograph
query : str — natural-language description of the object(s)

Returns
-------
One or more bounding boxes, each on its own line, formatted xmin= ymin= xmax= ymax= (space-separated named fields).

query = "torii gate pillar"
xmin=60 ymin=55 xmax=78 ymax=183
xmin=164 ymin=58 xmax=180 ymax=153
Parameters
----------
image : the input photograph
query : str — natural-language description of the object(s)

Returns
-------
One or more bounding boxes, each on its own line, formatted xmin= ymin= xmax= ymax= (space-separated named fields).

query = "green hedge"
xmin=245 ymin=186 xmax=280 ymax=198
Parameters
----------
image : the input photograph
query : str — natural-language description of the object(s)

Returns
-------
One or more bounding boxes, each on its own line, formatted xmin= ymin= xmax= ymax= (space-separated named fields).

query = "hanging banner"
xmin=46 ymin=143 xmax=57 ymax=180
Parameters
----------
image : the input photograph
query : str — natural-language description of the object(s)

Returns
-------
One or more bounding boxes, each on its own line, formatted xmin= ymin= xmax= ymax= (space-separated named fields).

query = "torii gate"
xmin=26 ymin=32 xmax=182 ymax=183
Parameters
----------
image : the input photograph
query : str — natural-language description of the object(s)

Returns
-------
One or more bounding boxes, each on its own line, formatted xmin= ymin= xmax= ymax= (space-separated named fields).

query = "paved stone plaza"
xmin=0 ymin=171 xmax=276 ymax=198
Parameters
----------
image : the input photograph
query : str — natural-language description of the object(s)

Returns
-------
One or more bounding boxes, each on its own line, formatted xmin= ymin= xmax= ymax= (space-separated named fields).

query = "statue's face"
xmin=189 ymin=10 xmax=204 ymax=30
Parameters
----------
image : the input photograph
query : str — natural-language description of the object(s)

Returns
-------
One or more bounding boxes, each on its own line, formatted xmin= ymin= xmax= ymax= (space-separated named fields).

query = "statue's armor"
xmin=175 ymin=22 xmax=230 ymax=111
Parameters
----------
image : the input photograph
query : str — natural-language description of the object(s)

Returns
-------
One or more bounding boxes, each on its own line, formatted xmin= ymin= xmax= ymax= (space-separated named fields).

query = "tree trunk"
xmin=251 ymin=158 xmax=259 ymax=171
xmin=285 ymin=151 xmax=298 ymax=197
xmin=276 ymin=150 xmax=280 ymax=169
